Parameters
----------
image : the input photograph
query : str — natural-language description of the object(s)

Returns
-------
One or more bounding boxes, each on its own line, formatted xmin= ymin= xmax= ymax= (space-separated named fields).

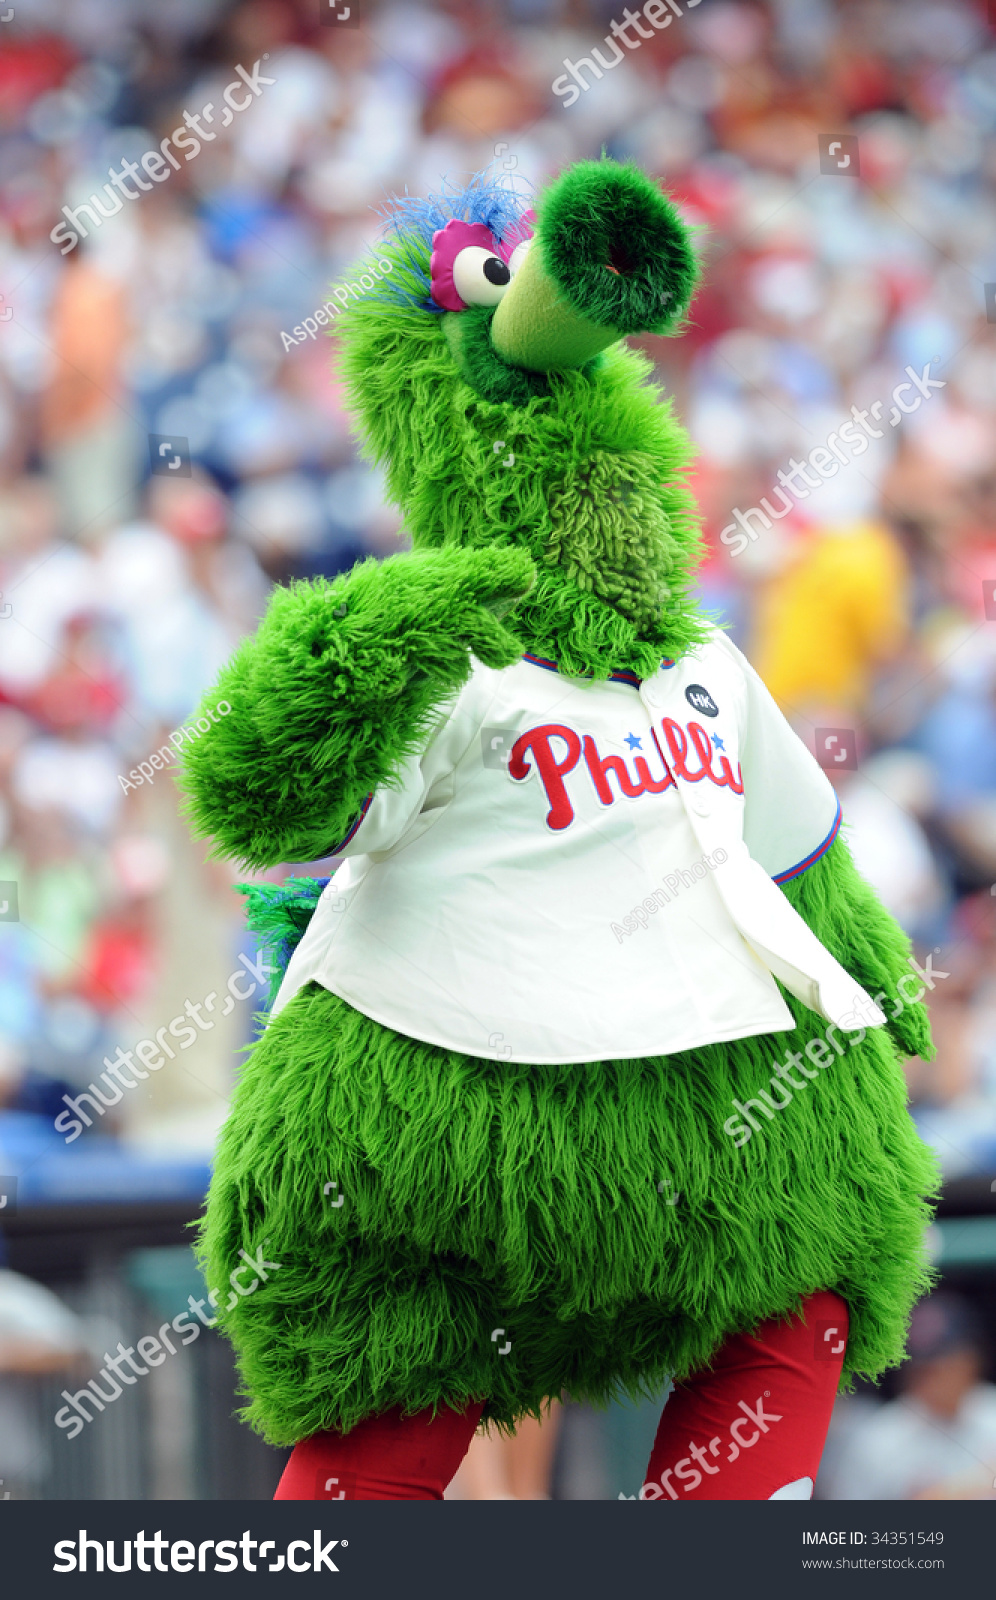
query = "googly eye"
xmin=507 ymin=238 xmax=532 ymax=276
xmin=452 ymin=246 xmax=512 ymax=307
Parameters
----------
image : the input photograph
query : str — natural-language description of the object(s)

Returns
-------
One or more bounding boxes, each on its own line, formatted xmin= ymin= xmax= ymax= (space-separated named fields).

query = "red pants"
xmin=274 ymin=1290 xmax=847 ymax=1501
xmin=275 ymin=1401 xmax=487 ymax=1501
xmin=641 ymin=1289 xmax=847 ymax=1500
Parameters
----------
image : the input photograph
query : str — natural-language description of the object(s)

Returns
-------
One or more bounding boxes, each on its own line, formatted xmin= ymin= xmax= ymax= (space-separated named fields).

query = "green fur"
xmin=178 ymin=545 xmax=534 ymax=867
xmin=335 ymin=300 xmax=708 ymax=670
xmin=182 ymin=159 xmax=937 ymax=1447
xmin=181 ymin=223 xmax=708 ymax=863
xmin=197 ymin=846 xmax=938 ymax=1446
xmin=442 ymin=304 xmax=556 ymax=405
xmin=536 ymin=159 xmax=698 ymax=336
xmin=237 ymin=877 xmax=330 ymax=1009
xmin=783 ymin=832 xmax=934 ymax=1063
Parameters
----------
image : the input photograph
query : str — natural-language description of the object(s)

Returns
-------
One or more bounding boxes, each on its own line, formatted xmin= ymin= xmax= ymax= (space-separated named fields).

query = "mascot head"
xmin=335 ymin=159 xmax=707 ymax=676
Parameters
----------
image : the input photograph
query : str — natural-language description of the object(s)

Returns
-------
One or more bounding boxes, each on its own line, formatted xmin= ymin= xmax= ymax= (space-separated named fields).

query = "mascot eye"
xmin=452 ymin=246 xmax=512 ymax=307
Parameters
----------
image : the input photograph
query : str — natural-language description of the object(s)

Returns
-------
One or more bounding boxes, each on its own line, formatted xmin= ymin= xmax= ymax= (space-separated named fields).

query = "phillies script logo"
xmin=508 ymin=718 xmax=743 ymax=830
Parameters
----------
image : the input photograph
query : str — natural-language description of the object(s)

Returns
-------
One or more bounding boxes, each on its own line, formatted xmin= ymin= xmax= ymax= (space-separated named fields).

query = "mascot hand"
xmin=300 ymin=544 xmax=536 ymax=711
xmin=178 ymin=546 xmax=534 ymax=868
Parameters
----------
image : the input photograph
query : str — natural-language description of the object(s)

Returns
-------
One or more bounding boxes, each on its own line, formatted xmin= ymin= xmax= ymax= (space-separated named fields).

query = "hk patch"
xmin=685 ymin=684 xmax=718 ymax=718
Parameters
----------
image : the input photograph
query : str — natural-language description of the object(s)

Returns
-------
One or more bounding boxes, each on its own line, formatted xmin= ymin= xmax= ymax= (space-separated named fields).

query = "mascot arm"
xmin=781 ymin=837 xmax=934 ymax=1061
xmin=722 ymin=630 xmax=933 ymax=1062
xmin=178 ymin=545 xmax=534 ymax=868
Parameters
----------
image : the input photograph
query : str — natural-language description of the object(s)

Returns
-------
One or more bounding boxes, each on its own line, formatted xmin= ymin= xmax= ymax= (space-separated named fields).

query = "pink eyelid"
xmin=429 ymin=210 xmax=536 ymax=312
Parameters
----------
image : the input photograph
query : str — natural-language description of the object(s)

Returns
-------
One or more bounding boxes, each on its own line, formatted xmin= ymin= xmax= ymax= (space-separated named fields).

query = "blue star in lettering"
xmin=624 ymin=732 xmax=643 ymax=750
xmin=711 ymin=733 xmax=725 ymax=751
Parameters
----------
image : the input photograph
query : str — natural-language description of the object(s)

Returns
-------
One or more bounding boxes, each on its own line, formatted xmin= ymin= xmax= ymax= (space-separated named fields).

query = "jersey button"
xmin=689 ymin=788 xmax=711 ymax=816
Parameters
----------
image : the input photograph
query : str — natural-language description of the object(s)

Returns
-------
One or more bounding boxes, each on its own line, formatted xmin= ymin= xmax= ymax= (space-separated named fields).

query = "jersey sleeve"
xmin=320 ymin=663 xmax=496 ymax=862
xmin=715 ymin=631 xmax=842 ymax=884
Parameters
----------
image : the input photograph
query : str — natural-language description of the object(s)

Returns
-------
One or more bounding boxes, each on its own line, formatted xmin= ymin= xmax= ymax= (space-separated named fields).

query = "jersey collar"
xmin=522 ymin=651 xmax=675 ymax=688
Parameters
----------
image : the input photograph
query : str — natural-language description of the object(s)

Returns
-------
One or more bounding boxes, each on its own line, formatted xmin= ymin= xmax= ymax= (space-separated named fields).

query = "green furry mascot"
xmin=181 ymin=161 xmax=938 ymax=1502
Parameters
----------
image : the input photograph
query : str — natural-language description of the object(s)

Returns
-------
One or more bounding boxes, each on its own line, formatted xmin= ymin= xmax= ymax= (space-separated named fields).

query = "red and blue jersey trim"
xmin=772 ymin=801 xmax=841 ymax=885
xmin=325 ymin=792 xmax=374 ymax=856
xmin=522 ymin=652 xmax=675 ymax=685
xmin=522 ymin=652 xmax=560 ymax=675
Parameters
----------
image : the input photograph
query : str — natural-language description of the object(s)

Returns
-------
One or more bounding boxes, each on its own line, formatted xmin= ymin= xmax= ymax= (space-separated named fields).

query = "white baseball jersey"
xmin=271 ymin=625 xmax=884 ymax=1064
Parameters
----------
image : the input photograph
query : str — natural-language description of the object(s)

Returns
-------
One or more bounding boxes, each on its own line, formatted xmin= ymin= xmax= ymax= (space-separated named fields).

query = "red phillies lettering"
xmin=509 ymin=724 xmax=583 ymax=830
xmin=511 ymin=717 xmax=739 ymax=829
xmin=686 ymin=722 xmax=744 ymax=793
xmin=660 ymin=718 xmax=743 ymax=795
xmin=584 ymin=734 xmax=673 ymax=804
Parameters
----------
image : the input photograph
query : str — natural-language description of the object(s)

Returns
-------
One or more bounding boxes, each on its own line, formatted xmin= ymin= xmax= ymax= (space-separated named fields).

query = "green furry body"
xmin=339 ymin=292 xmax=707 ymax=670
xmin=181 ymin=335 xmax=706 ymax=868
xmin=197 ymin=840 xmax=937 ymax=1445
xmin=182 ymin=161 xmax=938 ymax=1445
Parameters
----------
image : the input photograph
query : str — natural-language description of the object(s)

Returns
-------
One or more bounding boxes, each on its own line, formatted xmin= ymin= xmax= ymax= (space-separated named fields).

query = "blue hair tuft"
xmin=372 ymin=169 xmax=533 ymax=314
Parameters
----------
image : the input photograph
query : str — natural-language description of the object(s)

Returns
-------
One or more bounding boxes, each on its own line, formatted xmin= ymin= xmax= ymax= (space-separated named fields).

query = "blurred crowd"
xmin=1 ymin=0 xmax=996 ymax=1498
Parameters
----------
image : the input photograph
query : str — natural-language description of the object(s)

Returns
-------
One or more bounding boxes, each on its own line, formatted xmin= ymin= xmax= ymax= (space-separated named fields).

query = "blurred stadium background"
xmin=1 ymin=0 xmax=996 ymax=1500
